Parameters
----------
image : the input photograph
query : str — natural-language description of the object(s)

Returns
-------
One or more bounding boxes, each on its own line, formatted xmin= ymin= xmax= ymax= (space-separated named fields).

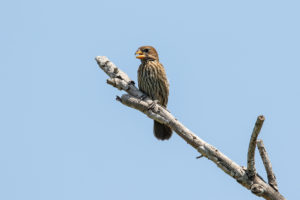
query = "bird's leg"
xmin=148 ymin=100 xmax=159 ymax=111
xmin=129 ymin=80 xmax=135 ymax=85
xmin=137 ymin=94 xmax=150 ymax=105
xmin=140 ymin=94 xmax=148 ymax=100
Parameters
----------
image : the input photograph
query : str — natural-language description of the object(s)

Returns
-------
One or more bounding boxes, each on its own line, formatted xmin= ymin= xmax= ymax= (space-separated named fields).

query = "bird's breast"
xmin=137 ymin=61 xmax=169 ymax=106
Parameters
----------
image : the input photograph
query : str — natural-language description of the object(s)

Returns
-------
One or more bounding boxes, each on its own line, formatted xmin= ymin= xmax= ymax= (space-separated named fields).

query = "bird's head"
xmin=135 ymin=46 xmax=159 ymax=61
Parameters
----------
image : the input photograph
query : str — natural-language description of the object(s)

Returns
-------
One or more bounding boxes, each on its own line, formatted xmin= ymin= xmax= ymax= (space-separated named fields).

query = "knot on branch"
xmin=251 ymin=184 xmax=265 ymax=195
xmin=107 ymin=78 xmax=129 ymax=91
xmin=246 ymin=170 xmax=256 ymax=182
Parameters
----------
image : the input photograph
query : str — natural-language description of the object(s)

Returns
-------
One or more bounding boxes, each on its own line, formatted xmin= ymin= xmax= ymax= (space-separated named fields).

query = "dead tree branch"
xmin=257 ymin=140 xmax=279 ymax=191
xmin=96 ymin=56 xmax=286 ymax=200
xmin=247 ymin=115 xmax=265 ymax=179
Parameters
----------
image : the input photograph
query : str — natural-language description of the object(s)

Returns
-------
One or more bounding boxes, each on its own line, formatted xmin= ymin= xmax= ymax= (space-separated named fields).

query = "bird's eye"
xmin=143 ymin=49 xmax=149 ymax=53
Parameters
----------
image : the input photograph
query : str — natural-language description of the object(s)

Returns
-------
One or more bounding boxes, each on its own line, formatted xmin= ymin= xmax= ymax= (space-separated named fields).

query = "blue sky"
xmin=0 ymin=0 xmax=299 ymax=199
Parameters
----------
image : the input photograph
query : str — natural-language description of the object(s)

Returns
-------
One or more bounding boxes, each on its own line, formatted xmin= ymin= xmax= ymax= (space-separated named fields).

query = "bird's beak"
xmin=135 ymin=50 xmax=145 ymax=59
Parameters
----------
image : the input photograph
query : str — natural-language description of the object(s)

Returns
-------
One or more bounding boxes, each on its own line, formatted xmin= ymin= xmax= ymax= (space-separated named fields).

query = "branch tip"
xmin=251 ymin=184 xmax=264 ymax=195
xmin=247 ymin=115 xmax=265 ymax=179
xmin=258 ymin=115 xmax=265 ymax=121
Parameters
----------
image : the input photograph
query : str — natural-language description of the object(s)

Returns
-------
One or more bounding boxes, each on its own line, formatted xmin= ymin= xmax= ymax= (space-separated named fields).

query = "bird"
xmin=135 ymin=46 xmax=172 ymax=140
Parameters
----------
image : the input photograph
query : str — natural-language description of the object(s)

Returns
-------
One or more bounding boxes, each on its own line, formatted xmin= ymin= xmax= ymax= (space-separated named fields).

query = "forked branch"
xmin=96 ymin=56 xmax=285 ymax=200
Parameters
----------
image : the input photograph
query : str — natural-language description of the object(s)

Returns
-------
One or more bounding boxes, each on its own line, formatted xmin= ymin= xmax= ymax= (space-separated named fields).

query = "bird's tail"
xmin=153 ymin=120 xmax=172 ymax=140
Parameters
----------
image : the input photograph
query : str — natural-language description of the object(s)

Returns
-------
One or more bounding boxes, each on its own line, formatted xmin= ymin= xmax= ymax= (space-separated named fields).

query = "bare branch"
xmin=96 ymin=56 xmax=286 ymax=200
xmin=257 ymin=140 xmax=278 ymax=191
xmin=118 ymin=94 xmax=250 ymax=179
xmin=96 ymin=56 xmax=148 ymax=100
xmin=247 ymin=115 xmax=265 ymax=179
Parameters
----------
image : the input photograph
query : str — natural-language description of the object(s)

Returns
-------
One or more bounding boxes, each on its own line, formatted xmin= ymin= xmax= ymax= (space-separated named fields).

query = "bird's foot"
xmin=140 ymin=94 xmax=148 ymax=100
xmin=129 ymin=80 xmax=135 ymax=85
xmin=148 ymin=100 xmax=159 ymax=111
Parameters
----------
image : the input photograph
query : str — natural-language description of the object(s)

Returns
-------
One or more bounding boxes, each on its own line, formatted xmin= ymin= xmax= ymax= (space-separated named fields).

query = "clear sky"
xmin=0 ymin=0 xmax=299 ymax=199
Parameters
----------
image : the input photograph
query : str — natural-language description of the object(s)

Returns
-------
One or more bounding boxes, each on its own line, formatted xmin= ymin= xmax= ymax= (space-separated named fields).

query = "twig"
xmin=247 ymin=115 xmax=265 ymax=179
xmin=257 ymin=140 xmax=278 ymax=191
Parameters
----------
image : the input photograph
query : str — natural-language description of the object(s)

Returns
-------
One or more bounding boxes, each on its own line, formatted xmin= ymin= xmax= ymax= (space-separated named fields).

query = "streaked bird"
xmin=135 ymin=46 xmax=172 ymax=140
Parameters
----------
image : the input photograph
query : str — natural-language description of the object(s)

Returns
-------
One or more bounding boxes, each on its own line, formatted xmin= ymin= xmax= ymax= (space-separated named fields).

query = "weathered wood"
xmin=247 ymin=115 xmax=265 ymax=179
xmin=257 ymin=140 xmax=279 ymax=191
xmin=96 ymin=56 xmax=286 ymax=200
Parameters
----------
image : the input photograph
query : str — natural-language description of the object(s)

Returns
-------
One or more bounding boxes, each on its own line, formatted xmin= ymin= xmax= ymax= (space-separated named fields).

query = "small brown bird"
xmin=135 ymin=46 xmax=172 ymax=140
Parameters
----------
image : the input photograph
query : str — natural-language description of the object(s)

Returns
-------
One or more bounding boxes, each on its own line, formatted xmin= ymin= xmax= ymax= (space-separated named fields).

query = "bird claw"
xmin=140 ymin=94 xmax=148 ymax=100
xmin=148 ymin=100 xmax=159 ymax=111
xmin=129 ymin=80 xmax=135 ymax=85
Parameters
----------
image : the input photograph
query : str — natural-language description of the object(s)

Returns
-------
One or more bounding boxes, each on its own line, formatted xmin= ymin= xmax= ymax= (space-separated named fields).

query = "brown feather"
xmin=136 ymin=46 xmax=172 ymax=140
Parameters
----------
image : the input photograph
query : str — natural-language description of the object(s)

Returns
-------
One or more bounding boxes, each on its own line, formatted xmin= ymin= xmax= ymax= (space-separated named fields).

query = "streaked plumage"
xmin=135 ymin=46 xmax=172 ymax=140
